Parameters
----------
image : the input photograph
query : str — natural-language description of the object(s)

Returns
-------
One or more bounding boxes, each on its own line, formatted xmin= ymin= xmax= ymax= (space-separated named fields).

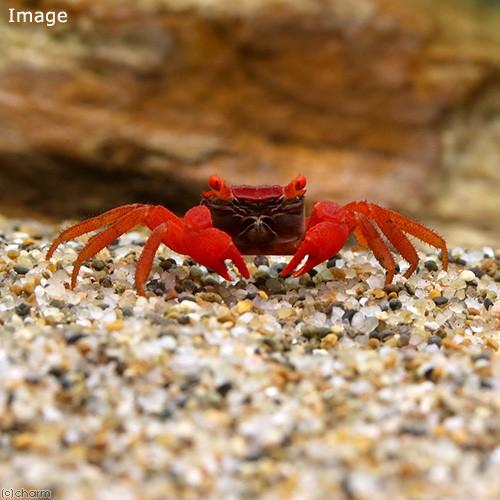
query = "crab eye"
xmin=208 ymin=175 xmax=232 ymax=200
xmin=209 ymin=175 xmax=223 ymax=192
xmin=284 ymin=175 xmax=307 ymax=199
xmin=295 ymin=176 xmax=306 ymax=191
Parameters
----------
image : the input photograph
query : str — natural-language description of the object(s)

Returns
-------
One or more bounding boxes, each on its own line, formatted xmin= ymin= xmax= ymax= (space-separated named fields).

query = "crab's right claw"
xmin=185 ymin=227 xmax=249 ymax=281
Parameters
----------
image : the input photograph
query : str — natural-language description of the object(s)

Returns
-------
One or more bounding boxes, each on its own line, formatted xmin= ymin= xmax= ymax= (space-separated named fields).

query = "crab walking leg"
xmin=356 ymin=214 xmax=396 ymax=285
xmin=353 ymin=226 xmax=369 ymax=249
xmin=373 ymin=216 xmax=419 ymax=278
xmin=345 ymin=202 xmax=448 ymax=271
xmin=71 ymin=206 xmax=151 ymax=288
xmin=46 ymin=204 xmax=143 ymax=259
xmin=135 ymin=222 xmax=170 ymax=296
xmin=352 ymin=203 xmax=420 ymax=278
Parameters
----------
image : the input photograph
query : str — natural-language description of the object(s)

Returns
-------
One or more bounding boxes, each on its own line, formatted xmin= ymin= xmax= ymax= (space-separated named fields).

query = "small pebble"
xmin=483 ymin=298 xmax=493 ymax=310
xmin=389 ymin=299 xmax=402 ymax=311
xmin=14 ymin=302 xmax=31 ymax=317
xmin=424 ymin=260 xmax=439 ymax=272
xmin=254 ymin=255 xmax=270 ymax=267
xmin=13 ymin=264 xmax=30 ymax=275
xmin=265 ymin=278 xmax=285 ymax=295
xmin=92 ymin=259 xmax=106 ymax=271
xmin=433 ymin=296 xmax=449 ymax=306
xmin=428 ymin=335 xmax=442 ymax=346
xmin=320 ymin=333 xmax=338 ymax=349
xmin=216 ymin=382 xmax=233 ymax=397
xmin=459 ymin=270 xmax=476 ymax=282
xmin=99 ymin=277 xmax=113 ymax=288
xmin=397 ymin=334 xmax=410 ymax=347
xmin=301 ymin=325 xmax=331 ymax=339
xmin=490 ymin=303 xmax=500 ymax=318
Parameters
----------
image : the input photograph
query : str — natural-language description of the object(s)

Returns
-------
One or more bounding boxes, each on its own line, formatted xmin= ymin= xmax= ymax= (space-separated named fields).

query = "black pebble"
xmin=92 ymin=259 xmax=106 ymax=271
xmin=160 ymin=258 xmax=177 ymax=271
xmin=65 ymin=332 xmax=88 ymax=344
xmin=389 ymin=299 xmax=402 ymax=311
xmin=178 ymin=294 xmax=197 ymax=303
xmin=13 ymin=264 xmax=30 ymax=275
xmin=428 ymin=335 xmax=442 ymax=346
xmin=99 ymin=277 xmax=113 ymax=288
xmin=178 ymin=315 xmax=190 ymax=325
xmin=254 ymin=255 xmax=269 ymax=267
xmin=49 ymin=299 xmax=66 ymax=309
xmin=343 ymin=309 xmax=357 ymax=322
xmin=216 ymin=382 xmax=233 ymax=397
xmin=326 ymin=255 xmax=341 ymax=268
xmin=14 ymin=302 xmax=31 ymax=317
xmin=175 ymin=279 xmax=197 ymax=294
xmin=424 ymin=260 xmax=439 ymax=272
xmin=433 ymin=296 xmax=448 ymax=306
xmin=121 ymin=307 xmax=134 ymax=317
xmin=484 ymin=298 xmax=493 ymax=310
xmin=471 ymin=267 xmax=485 ymax=279
xmin=147 ymin=279 xmax=166 ymax=295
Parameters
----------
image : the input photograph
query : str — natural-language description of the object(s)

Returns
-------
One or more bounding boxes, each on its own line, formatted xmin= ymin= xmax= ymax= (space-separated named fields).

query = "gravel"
xmin=0 ymin=215 xmax=499 ymax=499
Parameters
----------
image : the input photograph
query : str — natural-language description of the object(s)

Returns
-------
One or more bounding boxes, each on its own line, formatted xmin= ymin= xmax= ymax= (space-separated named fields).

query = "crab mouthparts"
xmin=239 ymin=216 xmax=276 ymax=243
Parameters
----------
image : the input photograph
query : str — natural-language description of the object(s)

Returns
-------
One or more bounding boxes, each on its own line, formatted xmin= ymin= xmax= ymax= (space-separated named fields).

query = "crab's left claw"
xmin=280 ymin=221 xmax=349 ymax=278
xmin=186 ymin=227 xmax=250 ymax=281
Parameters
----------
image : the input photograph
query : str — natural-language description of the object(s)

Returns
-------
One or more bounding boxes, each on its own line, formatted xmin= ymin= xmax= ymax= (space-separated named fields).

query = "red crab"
xmin=46 ymin=175 xmax=448 ymax=295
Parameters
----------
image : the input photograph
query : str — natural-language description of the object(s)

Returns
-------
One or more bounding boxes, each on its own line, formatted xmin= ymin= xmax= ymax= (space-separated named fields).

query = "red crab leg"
xmin=47 ymin=202 xmax=249 ymax=291
xmin=46 ymin=204 xmax=143 ymax=259
xmin=280 ymin=199 xmax=446 ymax=284
xmin=173 ymin=206 xmax=250 ymax=282
xmin=345 ymin=201 xmax=448 ymax=271
xmin=356 ymin=213 xmax=396 ymax=285
xmin=134 ymin=213 xmax=249 ymax=295
xmin=70 ymin=206 xmax=151 ymax=288
xmin=350 ymin=202 xmax=419 ymax=277
xmin=135 ymin=222 xmax=170 ymax=296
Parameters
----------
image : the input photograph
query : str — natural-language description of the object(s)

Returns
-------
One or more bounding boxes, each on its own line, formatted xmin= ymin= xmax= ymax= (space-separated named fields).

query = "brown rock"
xmin=0 ymin=0 xmax=499 ymax=245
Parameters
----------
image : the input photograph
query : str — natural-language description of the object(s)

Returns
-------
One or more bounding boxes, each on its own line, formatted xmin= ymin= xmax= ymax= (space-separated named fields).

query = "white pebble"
xmin=459 ymin=270 xmax=476 ymax=282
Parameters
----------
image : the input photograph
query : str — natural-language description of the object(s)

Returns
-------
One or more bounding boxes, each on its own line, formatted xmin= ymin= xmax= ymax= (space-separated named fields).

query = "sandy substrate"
xmin=0 ymin=215 xmax=499 ymax=500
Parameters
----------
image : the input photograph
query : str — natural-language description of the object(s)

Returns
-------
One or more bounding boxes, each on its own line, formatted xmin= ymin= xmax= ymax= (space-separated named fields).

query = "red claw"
xmin=280 ymin=221 xmax=349 ymax=277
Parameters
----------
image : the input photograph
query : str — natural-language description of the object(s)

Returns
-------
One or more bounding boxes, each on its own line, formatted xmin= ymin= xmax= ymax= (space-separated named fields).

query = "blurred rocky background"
xmin=0 ymin=0 xmax=499 ymax=247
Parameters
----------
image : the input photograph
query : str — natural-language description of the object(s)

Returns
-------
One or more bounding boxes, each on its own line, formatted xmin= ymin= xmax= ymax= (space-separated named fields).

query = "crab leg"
xmin=47 ymin=202 xmax=249 ymax=291
xmin=134 ymin=214 xmax=249 ymax=295
xmin=46 ymin=204 xmax=143 ymax=259
xmin=345 ymin=202 xmax=448 ymax=271
xmin=356 ymin=213 xmax=396 ymax=285
xmin=70 ymin=206 xmax=151 ymax=288
xmin=135 ymin=222 xmax=170 ymax=296
xmin=281 ymin=199 xmax=447 ymax=284
xmin=372 ymin=216 xmax=419 ymax=278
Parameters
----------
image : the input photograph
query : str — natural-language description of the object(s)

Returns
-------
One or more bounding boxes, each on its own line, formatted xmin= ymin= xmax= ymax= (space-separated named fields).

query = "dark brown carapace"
xmin=201 ymin=175 xmax=307 ymax=255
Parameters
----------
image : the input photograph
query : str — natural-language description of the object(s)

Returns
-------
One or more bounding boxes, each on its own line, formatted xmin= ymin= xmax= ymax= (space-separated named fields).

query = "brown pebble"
xmin=106 ymin=320 xmax=125 ymax=332
xmin=7 ymin=249 xmax=19 ymax=259
xmin=320 ymin=333 xmax=338 ymax=349
xmin=484 ymin=337 xmax=498 ymax=351
xmin=372 ymin=289 xmax=386 ymax=299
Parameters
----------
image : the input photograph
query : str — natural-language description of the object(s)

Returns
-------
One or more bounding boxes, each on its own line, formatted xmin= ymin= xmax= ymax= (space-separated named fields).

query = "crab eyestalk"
xmin=284 ymin=175 xmax=307 ymax=199
xmin=208 ymin=175 xmax=232 ymax=200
